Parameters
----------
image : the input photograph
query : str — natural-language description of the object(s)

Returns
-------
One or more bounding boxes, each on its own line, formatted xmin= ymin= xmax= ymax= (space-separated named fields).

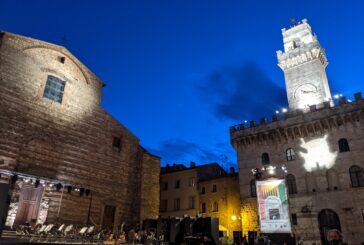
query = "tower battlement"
xmin=277 ymin=19 xmax=332 ymax=111
xmin=230 ymin=92 xmax=363 ymax=148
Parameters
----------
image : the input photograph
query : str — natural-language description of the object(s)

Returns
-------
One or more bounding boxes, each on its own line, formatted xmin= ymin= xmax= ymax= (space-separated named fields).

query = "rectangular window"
xmin=160 ymin=200 xmax=168 ymax=212
xmin=174 ymin=198 xmax=180 ymax=210
xmin=212 ymin=184 xmax=217 ymax=192
xmin=291 ymin=213 xmax=298 ymax=225
xmin=161 ymin=182 xmax=168 ymax=191
xmin=188 ymin=196 xmax=195 ymax=209
xmin=189 ymin=177 xmax=196 ymax=187
xmin=43 ymin=75 xmax=65 ymax=103
xmin=175 ymin=180 xmax=180 ymax=189
xmin=113 ymin=136 xmax=121 ymax=149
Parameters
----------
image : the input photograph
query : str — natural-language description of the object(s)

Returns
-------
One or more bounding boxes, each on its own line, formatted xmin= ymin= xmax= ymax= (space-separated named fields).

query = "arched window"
xmin=318 ymin=209 xmax=341 ymax=244
xmin=213 ymin=202 xmax=218 ymax=212
xmin=305 ymin=172 xmax=318 ymax=193
xmin=349 ymin=165 xmax=364 ymax=187
xmin=338 ymin=138 xmax=350 ymax=152
xmin=201 ymin=203 xmax=206 ymax=213
xmin=286 ymin=174 xmax=297 ymax=194
xmin=262 ymin=153 xmax=270 ymax=165
xmin=327 ymin=169 xmax=339 ymax=190
xmin=286 ymin=148 xmax=295 ymax=161
xmin=250 ymin=179 xmax=257 ymax=197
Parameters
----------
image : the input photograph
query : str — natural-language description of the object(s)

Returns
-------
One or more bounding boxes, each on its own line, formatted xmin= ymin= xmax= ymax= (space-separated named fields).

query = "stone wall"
xmin=240 ymin=198 xmax=259 ymax=237
xmin=231 ymin=99 xmax=364 ymax=244
xmin=139 ymin=151 xmax=160 ymax=222
xmin=0 ymin=31 xmax=160 ymax=229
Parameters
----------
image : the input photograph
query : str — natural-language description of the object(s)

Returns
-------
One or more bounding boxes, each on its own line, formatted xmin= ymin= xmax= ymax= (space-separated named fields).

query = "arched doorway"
xmin=318 ymin=209 xmax=341 ymax=244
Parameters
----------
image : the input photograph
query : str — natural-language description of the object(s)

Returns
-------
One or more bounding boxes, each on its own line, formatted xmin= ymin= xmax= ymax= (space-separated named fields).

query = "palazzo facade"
xmin=230 ymin=20 xmax=364 ymax=245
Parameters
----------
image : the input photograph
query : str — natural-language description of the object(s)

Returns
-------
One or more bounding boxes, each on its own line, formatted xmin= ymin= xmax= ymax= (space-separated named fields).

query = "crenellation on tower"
xmin=230 ymin=91 xmax=363 ymax=136
xmin=277 ymin=19 xmax=332 ymax=111
xmin=230 ymin=19 xmax=364 ymax=244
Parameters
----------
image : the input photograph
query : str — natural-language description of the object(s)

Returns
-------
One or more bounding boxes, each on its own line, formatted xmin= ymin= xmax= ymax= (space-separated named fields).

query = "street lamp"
xmin=231 ymin=215 xmax=237 ymax=221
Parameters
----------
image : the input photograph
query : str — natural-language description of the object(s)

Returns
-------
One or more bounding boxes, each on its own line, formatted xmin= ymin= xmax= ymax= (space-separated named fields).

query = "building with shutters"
xmin=159 ymin=162 xmax=241 ymax=239
xmin=230 ymin=19 xmax=364 ymax=244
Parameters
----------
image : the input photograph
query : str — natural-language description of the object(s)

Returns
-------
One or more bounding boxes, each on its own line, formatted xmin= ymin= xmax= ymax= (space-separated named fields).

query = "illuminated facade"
xmin=0 ymin=31 xmax=160 ymax=230
xmin=231 ymin=20 xmax=364 ymax=245
xmin=277 ymin=19 xmax=332 ymax=111
xmin=159 ymin=163 xmax=241 ymax=239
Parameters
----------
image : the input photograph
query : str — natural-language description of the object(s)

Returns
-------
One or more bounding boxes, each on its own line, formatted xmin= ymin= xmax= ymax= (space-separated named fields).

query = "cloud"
xmin=147 ymin=138 xmax=236 ymax=169
xmin=199 ymin=62 xmax=287 ymax=121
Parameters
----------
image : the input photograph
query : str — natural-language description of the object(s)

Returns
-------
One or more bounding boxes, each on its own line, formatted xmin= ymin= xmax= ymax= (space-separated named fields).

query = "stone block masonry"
xmin=0 ymin=30 xmax=160 ymax=230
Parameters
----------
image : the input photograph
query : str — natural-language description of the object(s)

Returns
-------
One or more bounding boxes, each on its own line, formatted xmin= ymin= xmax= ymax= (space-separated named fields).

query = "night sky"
xmin=1 ymin=0 xmax=364 ymax=169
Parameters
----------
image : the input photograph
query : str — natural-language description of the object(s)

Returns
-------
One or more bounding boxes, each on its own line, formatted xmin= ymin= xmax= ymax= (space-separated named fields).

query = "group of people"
xmin=103 ymin=229 xmax=159 ymax=245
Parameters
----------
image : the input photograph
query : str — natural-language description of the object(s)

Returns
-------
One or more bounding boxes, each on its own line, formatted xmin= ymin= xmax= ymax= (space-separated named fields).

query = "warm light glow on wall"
xmin=299 ymin=134 xmax=338 ymax=172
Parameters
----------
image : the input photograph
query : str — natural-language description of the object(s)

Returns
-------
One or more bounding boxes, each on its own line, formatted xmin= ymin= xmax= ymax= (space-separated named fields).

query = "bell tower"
xmin=277 ymin=19 xmax=332 ymax=111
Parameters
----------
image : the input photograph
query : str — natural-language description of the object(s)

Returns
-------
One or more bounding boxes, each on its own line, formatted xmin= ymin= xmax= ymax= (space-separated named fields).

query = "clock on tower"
xmin=277 ymin=19 xmax=332 ymax=111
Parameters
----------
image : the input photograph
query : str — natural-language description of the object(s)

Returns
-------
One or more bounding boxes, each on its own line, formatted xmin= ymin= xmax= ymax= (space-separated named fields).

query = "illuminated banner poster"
xmin=256 ymin=178 xmax=292 ymax=233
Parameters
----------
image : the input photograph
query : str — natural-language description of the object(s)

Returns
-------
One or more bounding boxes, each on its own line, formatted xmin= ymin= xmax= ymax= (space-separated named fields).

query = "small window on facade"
xmin=201 ymin=203 xmax=206 ymax=213
xmin=262 ymin=153 xmax=270 ymax=165
xmin=286 ymin=148 xmax=295 ymax=161
xmin=349 ymin=165 xmax=364 ymax=188
xmin=175 ymin=180 xmax=180 ymax=189
xmin=161 ymin=182 xmax=168 ymax=191
xmin=286 ymin=174 xmax=298 ymax=194
xmin=188 ymin=196 xmax=195 ymax=209
xmin=291 ymin=213 xmax=298 ymax=225
xmin=174 ymin=198 xmax=180 ymax=210
xmin=201 ymin=186 xmax=205 ymax=194
xmin=212 ymin=184 xmax=217 ymax=192
xmin=250 ymin=179 xmax=257 ymax=197
xmin=160 ymin=199 xmax=167 ymax=212
xmin=113 ymin=137 xmax=121 ymax=149
xmin=338 ymin=138 xmax=350 ymax=152
xmin=43 ymin=75 xmax=65 ymax=103
xmin=213 ymin=202 xmax=218 ymax=212
xmin=58 ymin=56 xmax=66 ymax=64
xmin=189 ymin=177 xmax=196 ymax=187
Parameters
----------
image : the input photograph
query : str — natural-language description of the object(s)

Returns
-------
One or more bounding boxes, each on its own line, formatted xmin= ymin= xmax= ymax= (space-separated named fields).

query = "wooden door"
xmin=318 ymin=209 xmax=341 ymax=245
xmin=14 ymin=184 xmax=44 ymax=225
xmin=102 ymin=205 xmax=116 ymax=230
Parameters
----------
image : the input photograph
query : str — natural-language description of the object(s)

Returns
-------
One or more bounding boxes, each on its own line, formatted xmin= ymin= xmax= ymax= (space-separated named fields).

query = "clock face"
xmin=294 ymin=83 xmax=319 ymax=109
xmin=294 ymin=83 xmax=318 ymax=99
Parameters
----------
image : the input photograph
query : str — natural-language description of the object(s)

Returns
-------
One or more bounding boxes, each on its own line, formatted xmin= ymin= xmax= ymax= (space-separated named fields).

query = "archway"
xmin=318 ymin=209 xmax=341 ymax=244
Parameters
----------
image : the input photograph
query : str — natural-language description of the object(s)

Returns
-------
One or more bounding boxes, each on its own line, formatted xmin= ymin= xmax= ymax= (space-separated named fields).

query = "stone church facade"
xmin=230 ymin=20 xmax=364 ymax=244
xmin=0 ymin=31 xmax=160 ymax=230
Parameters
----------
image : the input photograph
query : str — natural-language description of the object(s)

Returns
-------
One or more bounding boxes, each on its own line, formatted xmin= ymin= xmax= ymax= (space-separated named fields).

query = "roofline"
xmin=0 ymin=30 xmax=106 ymax=87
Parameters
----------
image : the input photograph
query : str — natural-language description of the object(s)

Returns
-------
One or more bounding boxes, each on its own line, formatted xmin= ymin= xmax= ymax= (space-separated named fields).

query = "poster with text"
xmin=256 ymin=178 xmax=292 ymax=233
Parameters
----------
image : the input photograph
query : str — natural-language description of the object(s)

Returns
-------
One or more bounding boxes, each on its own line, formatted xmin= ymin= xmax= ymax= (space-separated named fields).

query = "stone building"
xmin=159 ymin=162 xmax=241 ymax=239
xmin=230 ymin=20 xmax=364 ymax=244
xmin=0 ymin=31 xmax=160 ymax=231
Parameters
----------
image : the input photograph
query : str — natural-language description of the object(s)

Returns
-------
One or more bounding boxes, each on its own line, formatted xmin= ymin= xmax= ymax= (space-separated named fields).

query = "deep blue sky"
xmin=1 ymin=0 xmax=364 ymax=169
